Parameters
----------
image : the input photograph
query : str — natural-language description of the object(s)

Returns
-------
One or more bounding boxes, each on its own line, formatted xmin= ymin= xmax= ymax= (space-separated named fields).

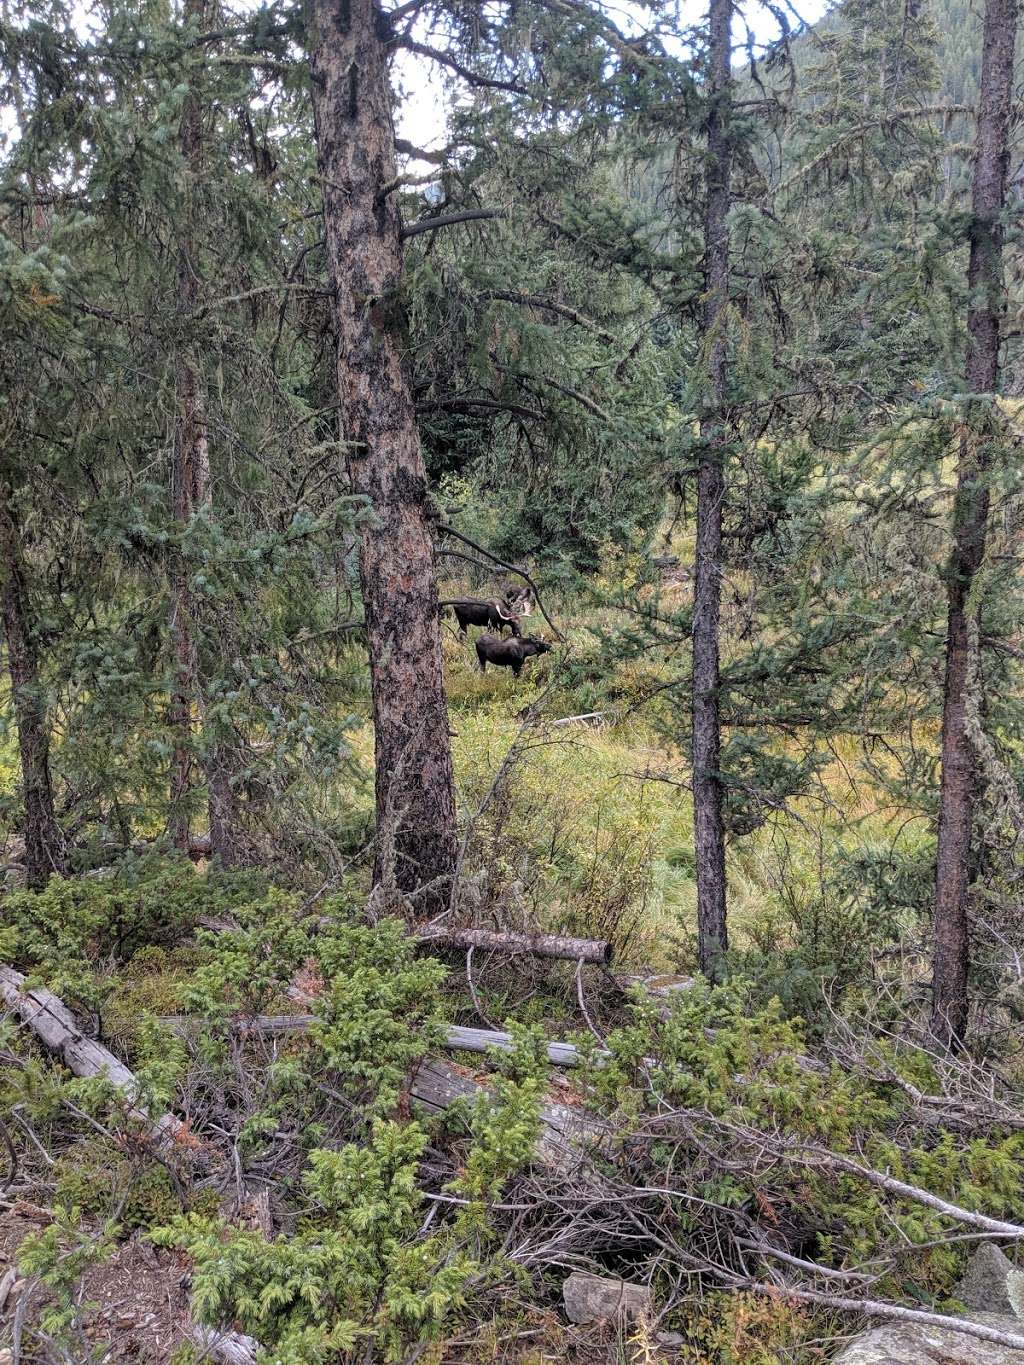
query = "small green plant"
xmin=154 ymin=1120 xmax=476 ymax=1363
xmin=16 ymin=1206 xmax=116 ymax=1349
xmin=575 ymin=981 xmax=1024 ymax=1301
xmin=1 ymin=854 xmax=276 ymax=1018
xmin=309 ymin=915 xmax=449 ymax=1123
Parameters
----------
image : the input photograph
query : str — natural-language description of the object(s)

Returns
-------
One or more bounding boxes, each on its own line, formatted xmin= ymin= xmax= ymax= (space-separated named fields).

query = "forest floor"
xmin=0 ymin=543 xmax=998 ymax=1365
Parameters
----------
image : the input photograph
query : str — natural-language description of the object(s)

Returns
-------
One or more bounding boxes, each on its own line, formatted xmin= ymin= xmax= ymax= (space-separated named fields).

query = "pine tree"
xmin=931 ymin=0 xmax=1018 ymax=1045
xmin=307 ymin=0 xmax=458 ymax=909
xmin=692 ymin=0 xmax=732 ymax=977
xmin=0 ymin=479 xmax=65 ymax=888
xmin=168 ymin=0 xmax=212 ymax=854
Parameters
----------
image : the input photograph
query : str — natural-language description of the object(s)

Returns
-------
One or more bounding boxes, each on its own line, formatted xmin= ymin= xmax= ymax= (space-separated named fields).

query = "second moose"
xmin=439 ymin=585 xmax=533 ymax=638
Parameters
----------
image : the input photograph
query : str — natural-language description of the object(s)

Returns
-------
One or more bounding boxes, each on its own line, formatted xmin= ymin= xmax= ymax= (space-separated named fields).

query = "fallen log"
xmin=152 ymin=1015 xmax=604 ymax=1165
xmin=445 ymin=1024 xmax=587 ymax=1066
xmin=613 ymin=972 xmax=697 ymax=1015
xmin=418 ymin=926 xmax=612 ymax=965
xmin=0 ymin=966 xmax=202 ymax=1162
xmin=189 ymin=1326 xmax=259 ymax=1364
xmin=547 ymin=711 xmax=608 ymax=728
xmin=160 ymin=1013 xmax=594 ymax=1069
xmin=409 ymin=1056 xmax=606 ymax=1165
xmin=195 ymin=918 xmax=613 ymax=967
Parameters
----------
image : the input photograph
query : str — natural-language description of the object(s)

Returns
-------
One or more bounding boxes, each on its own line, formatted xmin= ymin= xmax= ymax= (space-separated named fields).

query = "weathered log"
xmin=444 ymin=1024 xmax=587 ymax=1066
xmin=195 ymin=917 xmax=613 ymax=967
xmin=409 ymin=1057 xmax=606 ymax=1165
xmin=418 ymin=926 xmax=612 ymax=965
xmin=155 ymin=1015 xmax=605 ymax=1162
xmin=188 ymin=1326 xmax=259 ymax=1364
xmin=160 ymin=1013 xmax=594 ymax=1069
xmin=613 ymin=973 xmax=697 ymax=1013
xmin=0 ymin=966 xmax=202 ymax=1161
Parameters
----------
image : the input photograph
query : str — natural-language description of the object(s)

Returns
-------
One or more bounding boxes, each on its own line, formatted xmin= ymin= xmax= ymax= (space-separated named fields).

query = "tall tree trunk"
xmin=692 ymin=0 xmax=731 ymax=978
xmin=308 ymin=0 xmax=458 ymax=912
xmin=931 ymin=0 xmax=1017 ymax=1046
xmin=167 ymin=0 xmax=207 ymax=849
xmin=0 ymin=483 xmax=64 ymax=889
xmin=168 ymin=349 xmax=207 ymax=850
xmin=169 ymin=0 xmax=245 ymax=865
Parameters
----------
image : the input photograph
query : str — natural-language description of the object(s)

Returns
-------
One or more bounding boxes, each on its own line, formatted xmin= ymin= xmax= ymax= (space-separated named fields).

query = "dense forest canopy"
xmin=1 ymin=0 xmax=1023 ymax=1360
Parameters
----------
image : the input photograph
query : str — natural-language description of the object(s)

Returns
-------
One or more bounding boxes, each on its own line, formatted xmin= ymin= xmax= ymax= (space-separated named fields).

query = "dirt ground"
xmin=0 ymin=1205 xmax=672 ymax=1364
xmin=0 ymin=1205 xmax=193 ymax=1362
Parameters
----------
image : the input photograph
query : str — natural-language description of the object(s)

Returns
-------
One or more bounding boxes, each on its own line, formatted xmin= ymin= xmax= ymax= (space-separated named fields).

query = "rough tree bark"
xmin=692 ymin=0 xmax=732 ymax=978
xmin=308 ymin=0 xmax=457 ymax=909
xmin=417 ymin=926 xmax=613 ymax=963
xmin=0 ymin=483 xmax=65 ymax=889
xmin=931 ymin=0 xmax=1017 ymax=1046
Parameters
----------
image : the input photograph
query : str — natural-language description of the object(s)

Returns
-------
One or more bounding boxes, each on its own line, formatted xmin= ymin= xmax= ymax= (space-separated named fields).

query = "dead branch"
xmin=160 ymin=1012 xmax=595 ymax=1069
xmin=740 ymin=1279 xmax=1024 ymax=1352
xmin=477 ymin=291 xmax=617 ymax=344
xmin=400 ymin=208 xmax=508 ymax=240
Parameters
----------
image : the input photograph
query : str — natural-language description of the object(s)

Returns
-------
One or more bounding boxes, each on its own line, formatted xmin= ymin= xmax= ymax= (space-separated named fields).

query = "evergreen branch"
xmin=396 ymin=40 xmax=531 ymax=95
xmin=199 ymin=283 xmax=332 ymax=314
xmin=778 ymin=105 xmax=974 ymax=197
xmin=400 ymin=208 xmax=507 ymax=239
xmin=478 ymin=290 xmax=616 ymax=344
xmin=416 ymin=396 xmax=542 ymax=421
xmin=537 ymin=0 xmax=667 ymax=76
xmin=210 ymin=54 xmax=295 ymax=74
xmin=490 ymin=356 xmax=612 ymax=421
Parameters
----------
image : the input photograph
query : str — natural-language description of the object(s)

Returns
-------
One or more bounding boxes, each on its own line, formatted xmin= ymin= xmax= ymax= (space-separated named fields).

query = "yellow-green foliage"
xmin=580 ymin=982 xmax=1024 ymax=1305
xmin=425 ymin=550 xmax=937 ymax=986
xmin=52 ymin=1139 xmax=219 ymax=1229
xmin=670 ymin=1291 xmax=814 ymax=1364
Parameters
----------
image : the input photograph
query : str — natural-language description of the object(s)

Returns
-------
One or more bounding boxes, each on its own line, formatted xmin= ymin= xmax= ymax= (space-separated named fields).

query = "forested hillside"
xmin=1 ymin=0 xmax=1023 ymax=1360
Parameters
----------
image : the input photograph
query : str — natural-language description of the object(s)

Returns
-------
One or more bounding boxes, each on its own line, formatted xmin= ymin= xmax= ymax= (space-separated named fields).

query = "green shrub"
xmin=576 ymin=981 xmax=1024 ymax=1301
xmin=153 ymin=1120 xmax=472 ymax=1364
xmin=0 ymin=854 xmax=275 ymax=1016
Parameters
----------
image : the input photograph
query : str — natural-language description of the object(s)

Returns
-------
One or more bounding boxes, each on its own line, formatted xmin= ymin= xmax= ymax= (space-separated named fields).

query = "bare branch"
xmin=401 ymin=208 xmax=508 ymax=240
xmin=478 ymin=290 xmax=617 ymax=344
xmin=397 ymin=39 xmax=530 ymax=95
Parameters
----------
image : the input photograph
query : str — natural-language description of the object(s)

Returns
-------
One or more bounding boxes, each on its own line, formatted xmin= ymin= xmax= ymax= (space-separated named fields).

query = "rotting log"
xmin=408 ymin=1056 xmax=606 ymax=1165
xmin=444 ymin=1024 xmax=588 ymax=1066
xmin=418 ymin=926 xmax=612 ymax=965
xmin=195 ymin=916 xmax=613 ymax=967
xmin=155 ymin=1014 xmax=605 ymax=1165
xmin=189 ymin=1326 xmax=259 ymax=1365
xmin=0 ymin=966 xmax=202 ymax=1161
xmin=613 ymin=973 xmax=696 ymax=1013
